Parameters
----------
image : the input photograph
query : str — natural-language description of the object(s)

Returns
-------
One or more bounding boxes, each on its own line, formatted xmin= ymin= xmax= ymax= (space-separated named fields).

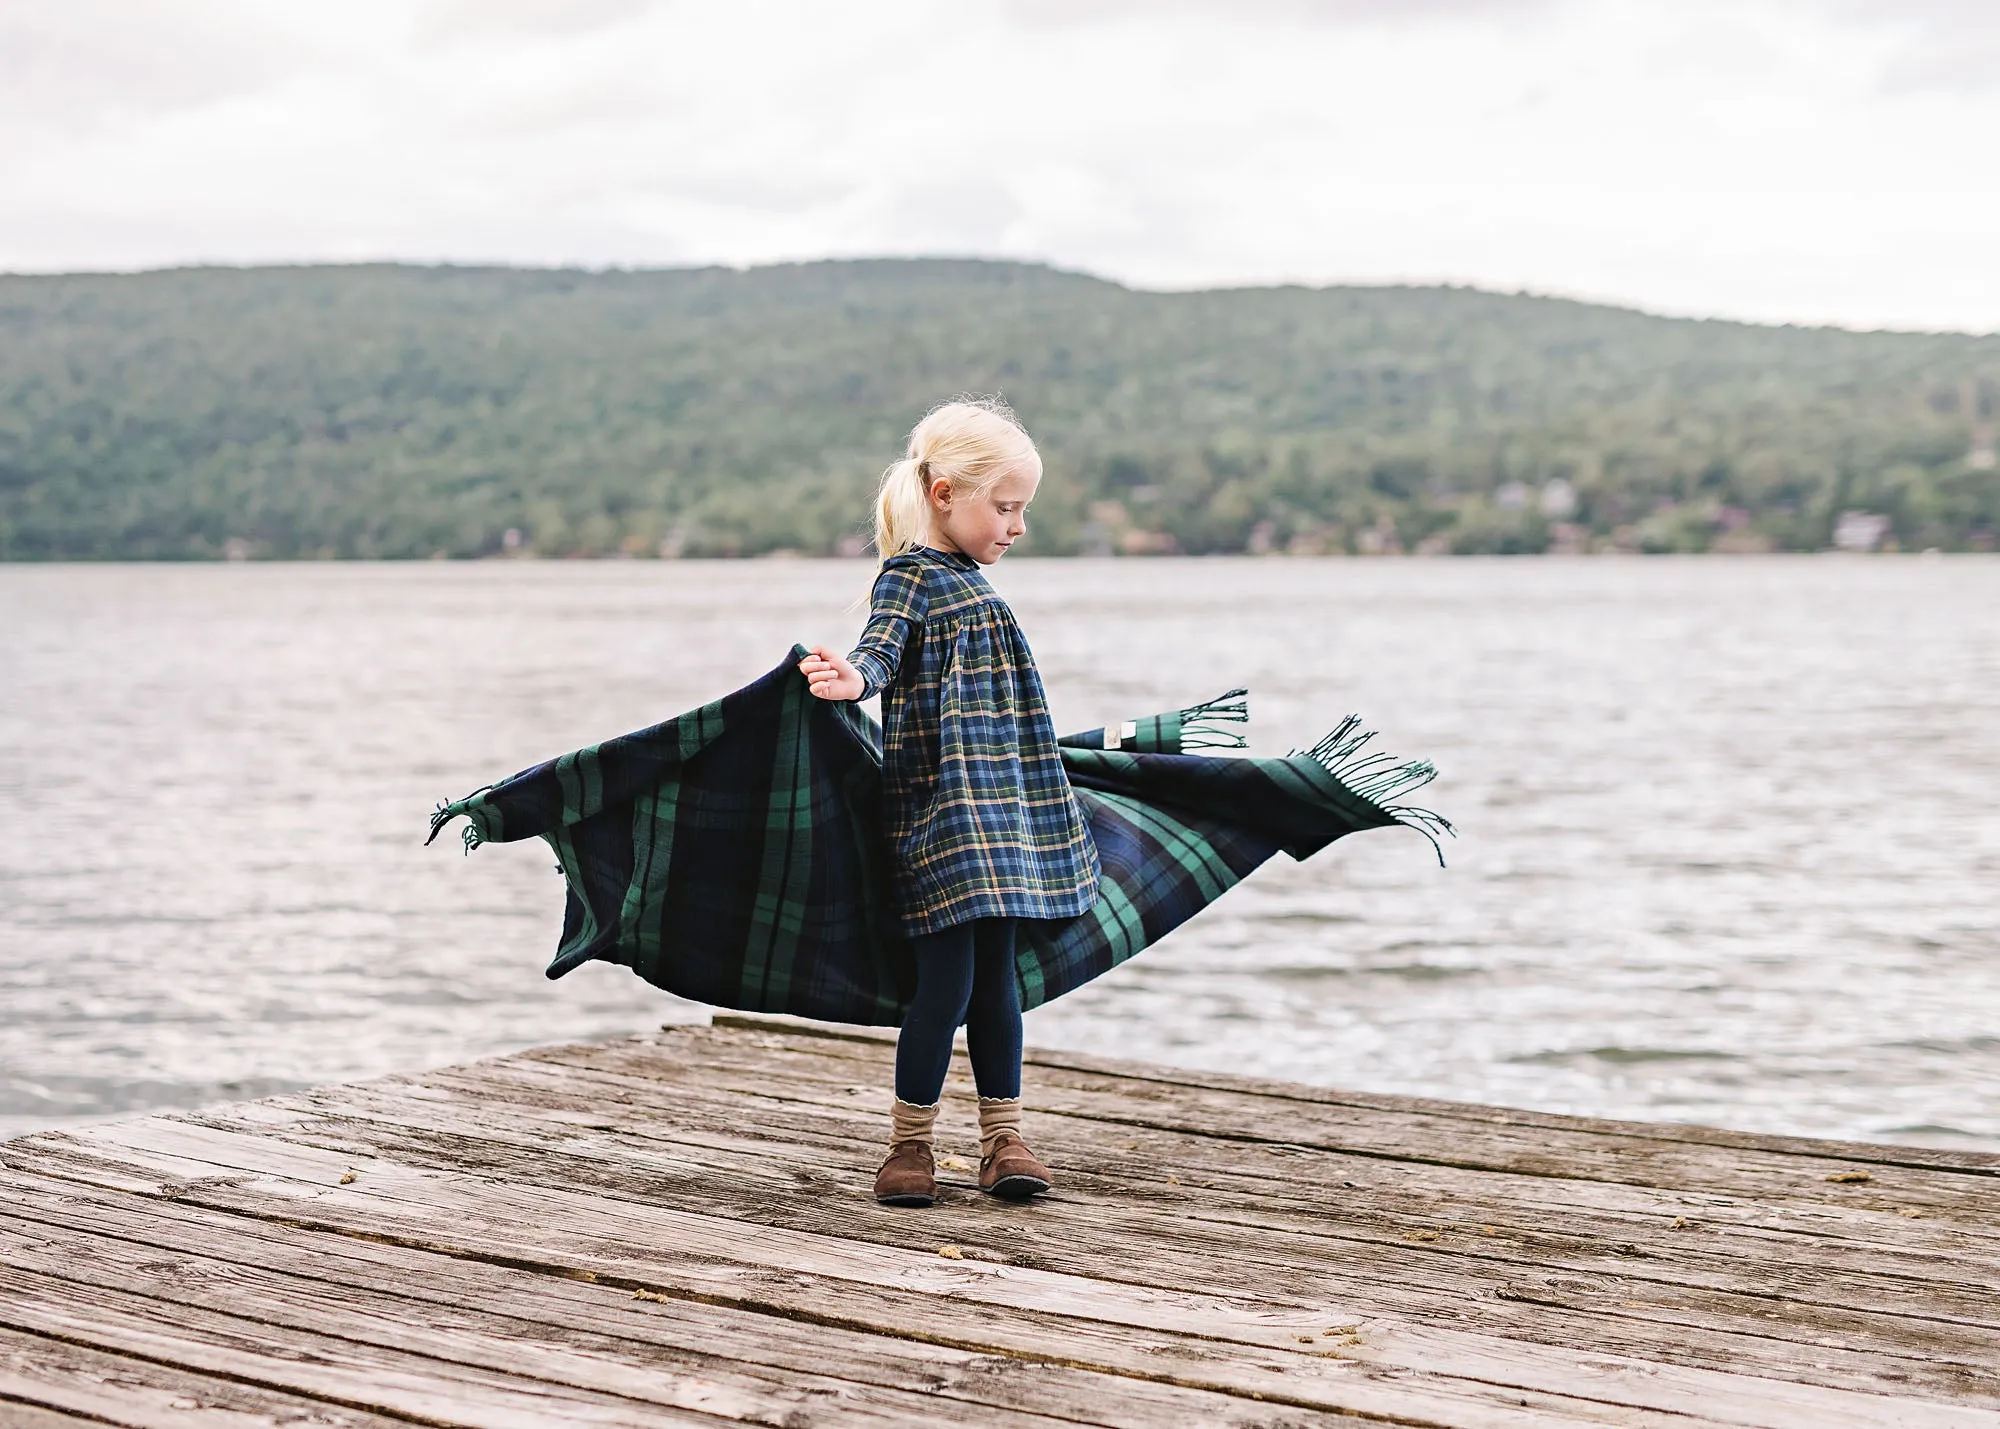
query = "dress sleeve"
xmin=847 ymin=561 xmax=928 ymax=699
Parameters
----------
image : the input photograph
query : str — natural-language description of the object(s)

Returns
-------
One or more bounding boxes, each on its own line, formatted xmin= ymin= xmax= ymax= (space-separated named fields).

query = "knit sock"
xmin=890 ymin=1097 xmax=938 ymax=1150
xmin=977 ymin=1096 xmax=1023 ymax=1159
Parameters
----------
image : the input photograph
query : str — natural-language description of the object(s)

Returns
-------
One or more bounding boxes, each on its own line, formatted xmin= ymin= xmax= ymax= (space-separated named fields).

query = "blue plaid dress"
xmin=846 ymin=546 xmax=1101 ymax=935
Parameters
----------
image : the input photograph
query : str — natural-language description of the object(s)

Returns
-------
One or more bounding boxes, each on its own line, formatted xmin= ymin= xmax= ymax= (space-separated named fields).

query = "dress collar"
xmin=913 ymin=544 xmax=979 ymax=570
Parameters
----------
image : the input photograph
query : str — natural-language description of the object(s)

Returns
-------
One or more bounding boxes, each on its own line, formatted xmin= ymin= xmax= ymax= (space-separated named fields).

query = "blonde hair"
xmin=872 ymin=397 xmax=1042 ymax=561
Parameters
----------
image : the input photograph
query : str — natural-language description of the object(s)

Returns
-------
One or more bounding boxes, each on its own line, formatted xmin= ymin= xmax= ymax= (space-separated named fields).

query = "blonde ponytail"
xmin=873 ymin=456 xmax=933 ymax=561
xmin=870 ymin=397 xmax=1042 ymax=562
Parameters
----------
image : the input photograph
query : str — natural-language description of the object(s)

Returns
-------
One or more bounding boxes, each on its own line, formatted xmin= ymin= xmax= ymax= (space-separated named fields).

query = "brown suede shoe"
xmin=874 ymin=1141 xmax=936 ymax=1207
xmin=979 ymin=1132 xmax=1053 ymax=1200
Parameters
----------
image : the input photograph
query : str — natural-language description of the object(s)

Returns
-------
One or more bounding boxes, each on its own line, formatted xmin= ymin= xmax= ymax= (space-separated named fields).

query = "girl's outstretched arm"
xmin=812 ymin=562 xmax=928 ymax=701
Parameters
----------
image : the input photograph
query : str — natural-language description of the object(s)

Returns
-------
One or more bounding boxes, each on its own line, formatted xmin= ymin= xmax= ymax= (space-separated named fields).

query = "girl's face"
xmin=930 ymin=465 xmax=1040 ymax=564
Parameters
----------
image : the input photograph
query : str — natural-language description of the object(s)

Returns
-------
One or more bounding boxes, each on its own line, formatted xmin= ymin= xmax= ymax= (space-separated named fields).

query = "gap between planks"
xmin=0 ymin=1189 xmax=1705 ymax=1429
xmin=238 ymin=1058 xmax=2000 ymax=1338
xmin=7 ymin=1018 xmax=1999 ymax=1429
xmin=153 ymin=1063 xmax=2000 ymax=1407
xmin=712 ymin=1013 xmax=2000 ymax=1182
xmin=8 ymin=1143 xmax=1982 ymax=1429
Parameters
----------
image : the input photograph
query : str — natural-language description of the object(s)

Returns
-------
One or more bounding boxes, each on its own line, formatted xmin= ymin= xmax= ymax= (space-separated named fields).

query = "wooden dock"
xmin=2 ymin=1015 xmax=1996 ymax=1428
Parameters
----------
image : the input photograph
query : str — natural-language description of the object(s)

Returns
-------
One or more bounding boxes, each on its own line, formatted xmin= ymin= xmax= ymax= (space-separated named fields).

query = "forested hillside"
xmin=2 ymin=260 xmax=1996 ymax=559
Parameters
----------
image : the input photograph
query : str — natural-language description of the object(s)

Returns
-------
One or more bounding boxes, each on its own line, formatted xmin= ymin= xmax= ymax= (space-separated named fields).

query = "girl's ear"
xmin=927 ymin=476 xmax=954 ymax=509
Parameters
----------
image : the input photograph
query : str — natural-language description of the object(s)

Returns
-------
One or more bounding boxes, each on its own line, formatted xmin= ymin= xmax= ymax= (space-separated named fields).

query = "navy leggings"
xmin=893 ymin=918 xmax=1023 ymax=1105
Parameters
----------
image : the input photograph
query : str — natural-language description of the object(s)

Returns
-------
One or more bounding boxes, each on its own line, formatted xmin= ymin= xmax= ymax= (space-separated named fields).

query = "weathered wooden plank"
xmin=11 ymin=1122 xmax=1994 ymax=1428
xmin=628 ymin=1041 xmax=1999 ymax=1240
xmin=0 ymin=1169 xmax=1734 ymax=1429
xmin=411 ymin=1051 xmax=2000 ymax=1277
xmin=199 ymin=1059 xmax=2000 ymax=1375
xmin=680 ymin=1019 xmax=2000 ymax=1198
xmin=0 ymin=1322 xmax=404 ymax=1428
xmin=560 ymin=1030 xmax=2000 ymax=1222
xmin=0 ymin=1260 xmax=760 ymax=1429
xmin=415 ymin=1047 xmax=1996 ymax=1307
xmin=714 ymin=1014 xmax=2000 ymax=1176
xmin=164 ymin=1091 xmax=2000 ymax=1412
xmin=0 ymin=1398 xmax=111 ymax=1429
xmin=0 ymin=1211 xmax=1371 ymax=1429
xmin=242 ymin=1066 xmax=2000 ymax=1350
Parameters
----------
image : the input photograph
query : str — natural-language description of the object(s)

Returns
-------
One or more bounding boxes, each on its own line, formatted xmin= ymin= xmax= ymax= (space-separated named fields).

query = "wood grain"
xmin=4 ymin=1018 xmax=1996 ymax=1429
xmin=0 ymin=1169 xmax=1733 ymax=1429
xmin=0 ymin=1322 xmax=407 ymax=1428
xmin=189 ymin=1067 xmax=2000 ymax=1361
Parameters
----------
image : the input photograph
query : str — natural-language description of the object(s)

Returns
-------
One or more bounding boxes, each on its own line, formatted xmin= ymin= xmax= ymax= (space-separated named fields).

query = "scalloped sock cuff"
xmin=890 ymin=1096 xmax=938 ymax=1148
xmin=977 ymin=1096 xmax=1023 ymax=1159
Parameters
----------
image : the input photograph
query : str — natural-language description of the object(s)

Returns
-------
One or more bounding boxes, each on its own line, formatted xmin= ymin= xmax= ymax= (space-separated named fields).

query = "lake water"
xmin=3 ymin=558 xmax=1996 ymax=1150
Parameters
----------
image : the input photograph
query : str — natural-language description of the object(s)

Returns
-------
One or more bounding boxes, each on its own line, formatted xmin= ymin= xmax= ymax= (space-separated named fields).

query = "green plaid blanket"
xmin=429 ymin=647 xmax=1450 ymax=1026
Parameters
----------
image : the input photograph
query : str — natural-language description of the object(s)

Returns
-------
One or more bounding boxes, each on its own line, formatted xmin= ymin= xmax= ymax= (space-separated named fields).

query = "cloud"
xmin=0 ymin=1 xmax=311 ymax=130
xmin=1000 ymin=0 xmax=1560 ymax=25
xmin=412 ymin=0 xmax=662 ymax=43
xmin=869 ymin=178 xmax=1028 ymax=253
xmin=1 ymin=0 xmax=1998 ymax=330
xmin=1802 ymin=0 xmax=2000 ymax=92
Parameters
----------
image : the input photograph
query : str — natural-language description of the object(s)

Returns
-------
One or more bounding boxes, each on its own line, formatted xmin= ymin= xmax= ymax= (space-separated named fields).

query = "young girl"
xmin=797 ymin=399 xmax=1099 ymax=1207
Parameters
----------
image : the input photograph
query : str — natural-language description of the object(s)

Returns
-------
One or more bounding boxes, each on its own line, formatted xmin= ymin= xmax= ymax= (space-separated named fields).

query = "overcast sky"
xmin=6 ymin=0 xmax=1998 ymax=331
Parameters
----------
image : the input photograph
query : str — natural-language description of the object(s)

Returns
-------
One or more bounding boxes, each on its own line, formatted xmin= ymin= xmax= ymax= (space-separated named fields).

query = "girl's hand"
xmin=798 ymin=645 xmax=865 ymax=701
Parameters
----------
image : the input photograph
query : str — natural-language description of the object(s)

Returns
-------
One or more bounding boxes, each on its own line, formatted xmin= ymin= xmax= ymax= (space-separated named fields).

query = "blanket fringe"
xmin=1291 ymin=717 xmax=1456 ymax=865
xmin=426 ymin=788 xmax=492 ymax=853
xmin=1180 ymin=687 xmax=1249 ymax=750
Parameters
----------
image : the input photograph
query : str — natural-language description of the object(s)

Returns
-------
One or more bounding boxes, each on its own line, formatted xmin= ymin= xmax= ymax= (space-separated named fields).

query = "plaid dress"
xmin=846 ymin=546 xmax=1100 ymax=935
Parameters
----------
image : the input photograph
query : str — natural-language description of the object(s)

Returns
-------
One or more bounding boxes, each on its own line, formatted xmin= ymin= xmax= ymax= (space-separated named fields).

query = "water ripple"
xmin=3 ymin=556 xmax=1997 ymax=1150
